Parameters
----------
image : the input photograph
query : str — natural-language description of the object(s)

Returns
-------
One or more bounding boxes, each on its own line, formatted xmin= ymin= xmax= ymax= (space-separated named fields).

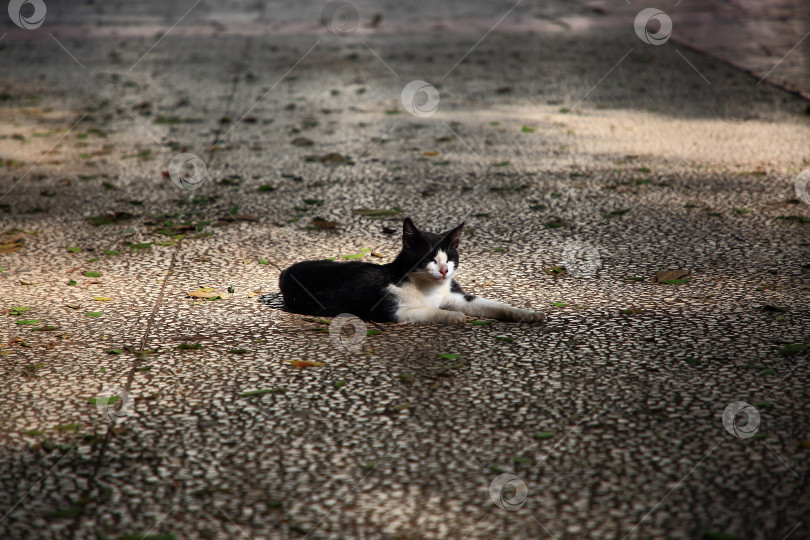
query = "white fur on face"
xmin=425 ymin=249 xmax=455 ymax=282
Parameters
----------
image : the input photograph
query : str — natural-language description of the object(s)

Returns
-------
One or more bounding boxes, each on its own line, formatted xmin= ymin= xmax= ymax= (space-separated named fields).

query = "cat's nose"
xmin=439 ymin=267 xmax=448 ymax=277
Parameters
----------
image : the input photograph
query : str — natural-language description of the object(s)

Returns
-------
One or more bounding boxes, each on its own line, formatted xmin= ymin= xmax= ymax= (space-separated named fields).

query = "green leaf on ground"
xmin=11 ymin=306 xmax=30 ymax=312
xmin=67 ymin=247 xmax=81 ymax=252
xmin=439 ymin=353 xmax=461 ymax=360
xmin=334 ymin=379 xmax=347 ymax=389
xmin=366 ymin=329 xmax=382 ymax=336
xmin=16 ymin=319 xmax=41 ymax=325
xmin=470 ymin=320 xmax=493 ymax=325
xmin=67 ymin=280 xmax=77 ymax=286
xmin=778 ymin=343 xmax=808 ymax=356
xmin=534 ymin=431 xmax=555 ymax=440
xmin=513 ymin=456 xmax=533 ymax=465
xmin=341 ymin=253 xmax=365 ymax=259
xmin=543 ymin=266 xmax=567 ymax=276
xmin=85 ymin=312 xmax=102 ymax=317
xmin=661 ymin=278 xmax=691 ymax=285
xmin=550 ymin=302 xmax=568 ymax=307
xmin=177 ymin=343 xmax=203 ymax=350
xmin=495 ymin=336 xmax=514 ymax=342
xmin=106 ymin=348 xmax=123 ymax=354
xmin=625 ymin=276 xmax=644 ymax=281
xmin=55 ymin=423 xmax=81 ymax=431
xmin=83 ymin=271 xmax=101 ymax=277
xmin=521 ymin=125 xmax=536 ymax=133
xmin=258 ymin=258 xmax=269 ymax=265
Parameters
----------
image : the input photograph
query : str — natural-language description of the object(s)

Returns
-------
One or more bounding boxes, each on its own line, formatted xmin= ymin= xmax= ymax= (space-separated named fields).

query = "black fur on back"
xmin=278 ymin=218 xmax=465 ymax=321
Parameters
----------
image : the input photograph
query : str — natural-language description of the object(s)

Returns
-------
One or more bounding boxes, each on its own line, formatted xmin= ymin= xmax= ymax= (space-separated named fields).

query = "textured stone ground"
xmin=1 ymin=1 xmax=809 ymax=539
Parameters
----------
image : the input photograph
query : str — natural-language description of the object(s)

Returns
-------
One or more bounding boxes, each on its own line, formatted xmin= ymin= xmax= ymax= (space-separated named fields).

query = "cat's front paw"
xmin=513 ymin=309 xmax=545 ymax=323
xmin=441 ymin=311 xmax=467 ymax=324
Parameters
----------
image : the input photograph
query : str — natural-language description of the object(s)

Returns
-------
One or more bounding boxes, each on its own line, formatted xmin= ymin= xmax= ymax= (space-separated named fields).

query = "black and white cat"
xmin=278 ymin=218 xmax=545 ymax=324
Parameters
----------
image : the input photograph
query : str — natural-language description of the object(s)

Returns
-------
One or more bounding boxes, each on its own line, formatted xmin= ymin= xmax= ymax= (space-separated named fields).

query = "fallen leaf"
xmin=288 ymin=360 xmax=324 ymax=368
xmin=187 ymin=289 xmax=230 ymax=300
xmin=85 ymin=312 xmax=102 ymax=318
xmin=778 ymin=343 xmax=809 ymax=356
xmin=93 ymin=297 xmax=111 ymax=302
xmin=311 ymin=218 xmax=339 ymax=229
xmin=16 ymin=319 xmax=41 ymax=325
xmin=534 ymin=431 xmax=555 ymax=440
xmin=652 ymin=269 xmax=691 ymax=283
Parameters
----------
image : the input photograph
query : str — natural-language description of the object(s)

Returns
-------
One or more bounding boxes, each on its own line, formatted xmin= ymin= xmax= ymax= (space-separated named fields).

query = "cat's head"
xmin=400 ymin=217 xmax=465 ymax=283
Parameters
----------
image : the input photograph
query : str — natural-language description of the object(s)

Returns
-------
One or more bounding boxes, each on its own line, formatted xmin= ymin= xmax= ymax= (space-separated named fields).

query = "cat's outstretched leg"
xmin=397 ymin=307 xmax=467 ymax=324
xmin=442 ymin=292 xmax=545 ymax=323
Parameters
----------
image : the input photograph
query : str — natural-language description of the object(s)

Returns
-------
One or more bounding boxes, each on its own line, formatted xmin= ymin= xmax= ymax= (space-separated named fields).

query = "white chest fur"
xmin=387 ymin=277 xmax=451 ymax=310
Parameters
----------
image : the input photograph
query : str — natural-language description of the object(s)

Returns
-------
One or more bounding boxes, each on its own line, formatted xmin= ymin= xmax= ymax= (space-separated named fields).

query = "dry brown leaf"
xmin=652 ymin=269 xmax=692 ymax=283
xmin=187 ymin=289 xmax=230 ymax=300
xmin=311 ymin=218 xmax=339 ymax=229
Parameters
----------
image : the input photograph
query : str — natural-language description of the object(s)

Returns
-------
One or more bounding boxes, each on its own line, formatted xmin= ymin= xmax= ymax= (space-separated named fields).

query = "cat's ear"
xmin=402 ymin=217 xmax=423 ymax=249
xmin=446 ymin=222 xmax=465 ymax=247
